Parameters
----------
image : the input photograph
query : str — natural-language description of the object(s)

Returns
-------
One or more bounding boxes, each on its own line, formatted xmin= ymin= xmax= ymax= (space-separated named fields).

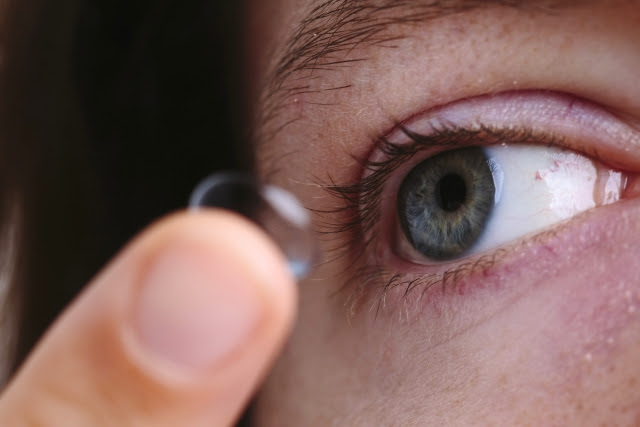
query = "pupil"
xmin=436 ymin=173 xmax=467 ymax=212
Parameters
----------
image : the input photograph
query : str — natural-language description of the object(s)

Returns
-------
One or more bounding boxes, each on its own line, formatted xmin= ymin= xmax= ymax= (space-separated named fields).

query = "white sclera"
xmin=189 ymin=172 xmax=318 ymax=279
xmin=472 ymin=145 xmax=625 ymax=254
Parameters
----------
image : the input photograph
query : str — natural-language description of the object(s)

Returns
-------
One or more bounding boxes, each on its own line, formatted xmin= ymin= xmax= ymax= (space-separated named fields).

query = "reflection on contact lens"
xmin=189 ymin=172 xmax=319 ymax=279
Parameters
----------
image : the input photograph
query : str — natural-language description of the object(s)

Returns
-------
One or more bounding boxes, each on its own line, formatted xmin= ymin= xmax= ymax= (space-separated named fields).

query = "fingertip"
xmin=126 ymin=210 xmax=298 ymax=380
xmin=0 ymin=210 xmax=298 ymax=427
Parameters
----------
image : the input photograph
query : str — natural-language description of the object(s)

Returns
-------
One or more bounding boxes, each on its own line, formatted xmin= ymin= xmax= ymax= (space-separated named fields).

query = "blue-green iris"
xmin=397 ymin=147 xmax=496 ymax=260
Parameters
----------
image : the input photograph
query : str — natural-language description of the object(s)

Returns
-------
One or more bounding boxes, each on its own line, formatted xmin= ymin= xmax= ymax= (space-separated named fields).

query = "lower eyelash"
xmin=341 ymin=250 xmax=504 ymax=320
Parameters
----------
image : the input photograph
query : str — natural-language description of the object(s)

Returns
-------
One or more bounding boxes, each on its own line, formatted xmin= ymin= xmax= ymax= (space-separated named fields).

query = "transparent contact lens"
xmin=189 ymin=172 xmax=319 ymax=279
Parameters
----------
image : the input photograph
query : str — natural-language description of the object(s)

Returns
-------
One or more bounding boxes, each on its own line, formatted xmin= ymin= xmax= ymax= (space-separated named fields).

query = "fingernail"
xmin=133 ymin=246 xmax=262 ymax=370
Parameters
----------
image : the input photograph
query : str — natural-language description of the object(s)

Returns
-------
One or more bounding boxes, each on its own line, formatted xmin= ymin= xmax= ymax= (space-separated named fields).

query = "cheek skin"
xmin=514 ymin=241 xmax=640 ymax=421
xmin=423 ymin=200 xmax=640 ymax=424
xmin=255 ymin=201 xmax=640 ymax=426
xmin=469 ymin=218 xmax=638 ymax=425
xmin=418 ymin=201 xmax=640 ymax=426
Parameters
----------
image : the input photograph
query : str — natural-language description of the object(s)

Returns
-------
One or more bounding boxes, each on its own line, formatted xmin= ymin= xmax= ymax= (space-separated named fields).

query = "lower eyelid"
xmin=351 ymin=156 xmax=640 ymax=337
xmin=353 ymin=197 xmax=640 ymax=348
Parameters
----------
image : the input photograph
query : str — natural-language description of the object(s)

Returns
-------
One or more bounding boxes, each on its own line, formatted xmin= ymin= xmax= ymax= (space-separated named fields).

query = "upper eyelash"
xmin=318 ymin=123 xmax=564 ymax=259
xmin=314 ymin=122 xmax=567 ymax=314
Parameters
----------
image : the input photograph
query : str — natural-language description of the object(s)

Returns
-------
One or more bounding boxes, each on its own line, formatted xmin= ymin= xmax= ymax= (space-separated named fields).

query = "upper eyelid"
xmin=359 ymin=91 xmax=640 ymax=183
xmin=370 ymin=124 xmax=563 ymax=167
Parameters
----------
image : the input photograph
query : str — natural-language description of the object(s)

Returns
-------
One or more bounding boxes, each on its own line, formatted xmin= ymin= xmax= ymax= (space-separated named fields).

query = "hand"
xmin=0 ymin=211 xmax=297 ymax=426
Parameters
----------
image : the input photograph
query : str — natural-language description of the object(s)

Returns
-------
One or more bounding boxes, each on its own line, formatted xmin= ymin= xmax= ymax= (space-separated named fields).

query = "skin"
xmin=248 ymin=0 xmax=640 ymax=425
xmin=0 ymin=2 xmax=638 ymax=426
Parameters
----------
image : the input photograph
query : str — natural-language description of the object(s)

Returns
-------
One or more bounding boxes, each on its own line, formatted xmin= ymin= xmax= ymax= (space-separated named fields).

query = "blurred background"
xmin=0 ymin=0 xmax=249 ymax=378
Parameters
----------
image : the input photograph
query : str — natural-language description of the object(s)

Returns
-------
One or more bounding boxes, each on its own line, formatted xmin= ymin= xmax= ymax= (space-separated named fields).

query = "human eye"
xmin=396 ymin=143 xmax=625 ymax=263
xmin=326 ymin=91 xmax=640 ymax=327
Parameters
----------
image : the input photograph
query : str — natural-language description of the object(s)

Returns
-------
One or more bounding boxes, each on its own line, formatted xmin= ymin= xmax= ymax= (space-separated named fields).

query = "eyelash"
xmin=317 ymin=123 xmax=570 ymax=316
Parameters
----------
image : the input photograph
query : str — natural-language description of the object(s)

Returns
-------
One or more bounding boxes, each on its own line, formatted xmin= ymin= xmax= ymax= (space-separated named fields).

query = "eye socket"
xmin=317 ymin=92 xmax=640 ymax=329
xmin=395 ymin=143 xmax=627 ymax=265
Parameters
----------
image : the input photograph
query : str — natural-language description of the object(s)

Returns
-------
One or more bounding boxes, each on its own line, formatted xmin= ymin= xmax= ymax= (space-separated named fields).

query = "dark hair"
xmin=0 ymin=0 xmax=251 ymax=376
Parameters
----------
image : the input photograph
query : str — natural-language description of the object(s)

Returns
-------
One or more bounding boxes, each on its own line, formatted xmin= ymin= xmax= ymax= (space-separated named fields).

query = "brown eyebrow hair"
xmin=257 ymin=0 xmax=580 ymax=140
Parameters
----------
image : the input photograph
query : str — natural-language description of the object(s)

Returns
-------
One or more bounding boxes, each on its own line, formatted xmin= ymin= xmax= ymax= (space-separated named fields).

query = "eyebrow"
xmin=258 ymin=0 xmax=579 ymax=139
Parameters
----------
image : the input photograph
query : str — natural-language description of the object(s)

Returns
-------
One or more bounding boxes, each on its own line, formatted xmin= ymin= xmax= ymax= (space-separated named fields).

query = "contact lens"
xmin=189 ymin=172 xmax=318 ymax=279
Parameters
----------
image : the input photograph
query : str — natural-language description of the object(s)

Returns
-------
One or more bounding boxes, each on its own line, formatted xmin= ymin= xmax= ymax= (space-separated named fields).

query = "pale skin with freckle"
xmin=248 ymin=0 xmax=640 ymax=425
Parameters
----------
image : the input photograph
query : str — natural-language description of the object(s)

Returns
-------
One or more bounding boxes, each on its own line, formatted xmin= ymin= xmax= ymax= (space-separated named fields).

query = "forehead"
xmin=246 ymin=0 xmax=594 ymax=77
xmin=246 ymin=0 xmax=602 ymax=133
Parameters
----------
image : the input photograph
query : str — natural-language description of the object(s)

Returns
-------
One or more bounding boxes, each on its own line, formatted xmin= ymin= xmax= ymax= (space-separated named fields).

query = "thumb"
xmin=0 ymin=210 xmax=297 ymax=427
